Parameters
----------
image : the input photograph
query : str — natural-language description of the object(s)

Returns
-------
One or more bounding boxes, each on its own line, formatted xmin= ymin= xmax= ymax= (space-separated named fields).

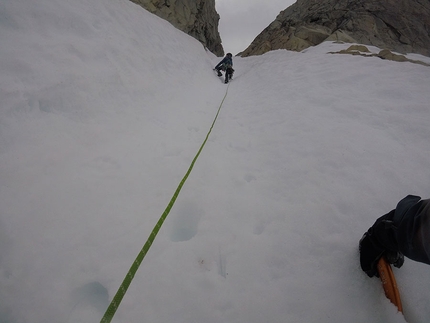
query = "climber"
xmin=214 ymin=53 xmax=234 ymax=84
xmin=359 ymin=195 xmax=430 ymax=277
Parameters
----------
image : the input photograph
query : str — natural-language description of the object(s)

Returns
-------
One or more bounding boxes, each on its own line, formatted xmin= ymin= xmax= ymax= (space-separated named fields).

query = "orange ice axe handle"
xmin=377 ymin=257 xmax=403 ymax=313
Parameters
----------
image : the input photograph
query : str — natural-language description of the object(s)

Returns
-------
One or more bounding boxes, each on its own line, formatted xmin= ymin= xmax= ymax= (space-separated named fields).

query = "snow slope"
xmin=1 ymin=0 xmax=430 ymax=322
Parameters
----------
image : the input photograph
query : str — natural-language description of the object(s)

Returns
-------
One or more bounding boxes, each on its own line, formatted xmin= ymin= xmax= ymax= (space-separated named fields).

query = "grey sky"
xmin=215 ymin=0 xmax=296 ymax=55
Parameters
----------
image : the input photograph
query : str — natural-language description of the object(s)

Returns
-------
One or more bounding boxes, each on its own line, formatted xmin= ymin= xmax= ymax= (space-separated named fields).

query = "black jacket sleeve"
xmin=215 ymin=57 xmax=227 ymax=69
xmin=394 ymin=195 xmax=430 ymax=264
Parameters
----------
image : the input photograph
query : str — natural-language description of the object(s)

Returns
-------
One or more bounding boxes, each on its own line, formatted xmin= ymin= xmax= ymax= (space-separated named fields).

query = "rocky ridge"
xmin=132 ymin=0 xmax=224 ymax=56
xmin=330 ymin=45 xmax=430 ymax=66
xmin=240 ymin=0 xmax=430 ymax=57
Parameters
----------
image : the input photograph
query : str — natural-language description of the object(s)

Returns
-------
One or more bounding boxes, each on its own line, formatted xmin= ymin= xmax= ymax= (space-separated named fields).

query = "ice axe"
xmin=377 ymin=256 xmax=403 ymax=313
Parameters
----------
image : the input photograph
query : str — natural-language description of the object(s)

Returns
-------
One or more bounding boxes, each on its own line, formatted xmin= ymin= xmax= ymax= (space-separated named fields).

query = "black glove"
xmin=359 ymin=216 xmax=404 ymax=277
xmin=359 ymin=231 xmax=384 ymax=277
xmin=385 ymin=250 xmax=404 ymax=268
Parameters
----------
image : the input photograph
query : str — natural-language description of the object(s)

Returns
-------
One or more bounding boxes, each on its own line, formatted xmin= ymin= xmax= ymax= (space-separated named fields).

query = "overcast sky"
xmin=215 ymin=0 xmax=296 ymax=55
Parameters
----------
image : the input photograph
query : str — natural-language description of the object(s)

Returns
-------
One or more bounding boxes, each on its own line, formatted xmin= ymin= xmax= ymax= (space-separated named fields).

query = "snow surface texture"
xmin=1 ymin=0 xmax=430 ymax=322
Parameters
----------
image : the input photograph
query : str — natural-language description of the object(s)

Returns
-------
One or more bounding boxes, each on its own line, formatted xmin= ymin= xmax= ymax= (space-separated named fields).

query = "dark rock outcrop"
xmin=241 ymin=0 xmax=430 ymax=57
xmin=132 ymin=0 xmax=224 ymax=56
xmin=329 ymin=45 xmax=430 ymax=66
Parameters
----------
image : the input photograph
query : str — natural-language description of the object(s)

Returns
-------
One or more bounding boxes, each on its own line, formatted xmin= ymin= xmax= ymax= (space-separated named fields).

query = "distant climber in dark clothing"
xmin=214 ymin=53 xmax=234 ymax=84
xmin=359 ymin=195 xmax=430 ymax=277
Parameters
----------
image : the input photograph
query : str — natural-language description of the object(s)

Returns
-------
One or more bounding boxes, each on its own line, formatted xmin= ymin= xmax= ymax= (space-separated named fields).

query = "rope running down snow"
xmin=100 ymin=85 xmax=230 ymax=323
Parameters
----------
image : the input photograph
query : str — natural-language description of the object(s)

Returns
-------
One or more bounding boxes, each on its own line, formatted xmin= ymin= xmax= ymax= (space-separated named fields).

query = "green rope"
xmin=100 ymin=86 xmax=229 ymax=323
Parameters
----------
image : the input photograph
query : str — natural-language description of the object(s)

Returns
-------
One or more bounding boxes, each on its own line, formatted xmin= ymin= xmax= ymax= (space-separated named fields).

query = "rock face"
xmin=132 ymin=0 xmax=224 ymax=56
xmin=240 ymin=0 xmax=430 ymax=57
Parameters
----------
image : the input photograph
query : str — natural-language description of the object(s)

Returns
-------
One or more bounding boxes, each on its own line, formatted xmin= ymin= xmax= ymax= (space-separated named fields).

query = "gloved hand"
xmin=385 ymin=250 xmax=405 ymax=269
xmin=359 ymin=217 xmax=404 ymax=277
xmin=359 ymin=231 xmax=384 ymax=277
